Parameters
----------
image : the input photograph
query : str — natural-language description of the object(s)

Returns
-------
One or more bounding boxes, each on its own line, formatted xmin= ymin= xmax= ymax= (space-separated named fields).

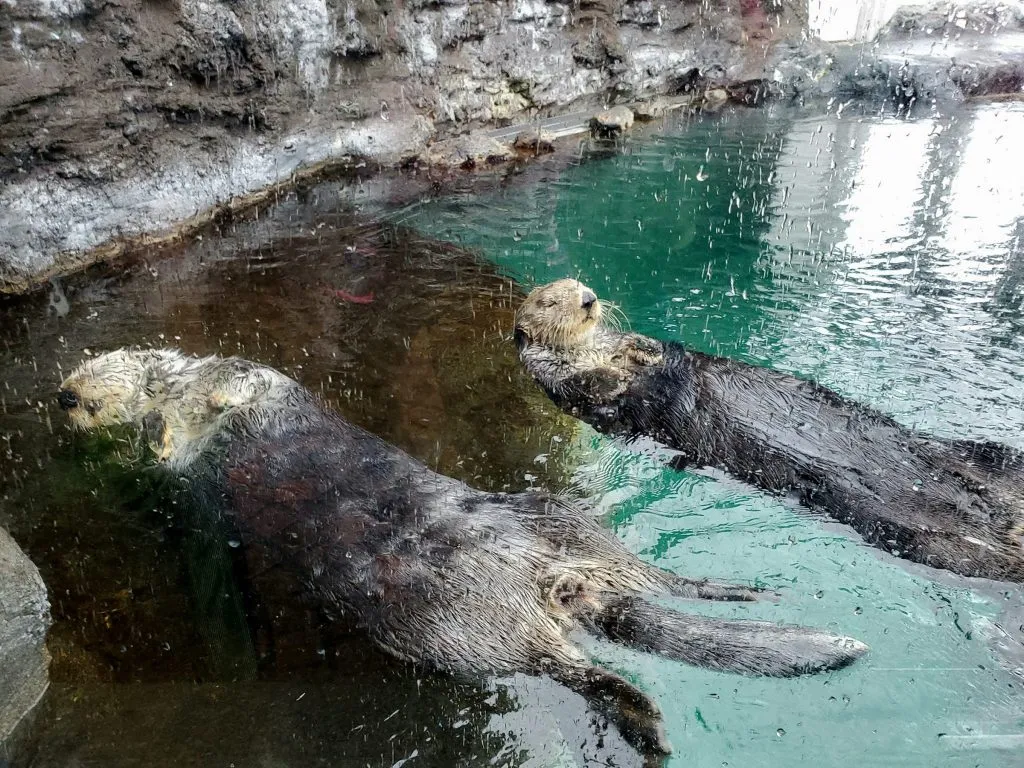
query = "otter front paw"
xmin=141 ymin=410 xmax=174 ymax=462
xmin=576 ymin=369 xmax=629 ymax=403
xmin=618 ymin=334 xmax=664 ymax=368
xmin=208 ymin=391 xmax=239 ymax=411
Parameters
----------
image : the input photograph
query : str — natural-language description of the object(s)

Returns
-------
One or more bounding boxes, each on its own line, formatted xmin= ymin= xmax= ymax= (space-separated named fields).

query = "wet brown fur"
xmin=60 ymin=348 xmax=869 ymax=763
xmin=516 ymin=280 xmax=1024 ymax=583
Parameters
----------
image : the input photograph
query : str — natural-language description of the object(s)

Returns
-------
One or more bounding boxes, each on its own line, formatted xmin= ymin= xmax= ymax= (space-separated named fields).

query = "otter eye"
xmin=542 ymin=298 xmax=557 ymax=308
xmin=85 ymin=401 xmax=101 ymax=416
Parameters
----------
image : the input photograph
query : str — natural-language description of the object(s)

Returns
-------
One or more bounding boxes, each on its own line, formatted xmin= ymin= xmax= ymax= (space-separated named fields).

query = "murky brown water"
xmin=0 ymin=203 xmax=633 ymax=767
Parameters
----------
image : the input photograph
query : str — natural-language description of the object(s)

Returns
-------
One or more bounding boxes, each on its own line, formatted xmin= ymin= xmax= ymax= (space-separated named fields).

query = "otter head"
xmin=57 ymin=348 xmax=172 ymax=431
xmin=514 ymin=279 xmax=603 ymax=350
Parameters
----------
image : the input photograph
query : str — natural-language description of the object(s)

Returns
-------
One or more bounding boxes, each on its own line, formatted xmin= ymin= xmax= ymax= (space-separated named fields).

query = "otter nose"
xmin=57 ymin=389 xmax=79 ymax=410
xmin=581 ymin=290 xmax=597 ymax=310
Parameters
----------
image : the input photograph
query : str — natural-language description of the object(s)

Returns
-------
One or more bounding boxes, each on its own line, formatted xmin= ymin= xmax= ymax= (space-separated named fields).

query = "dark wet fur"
xmin=525 ymin=338 xmax=1024 ymax=582
xmin=158 ymin=369 xmax=866 ymax=762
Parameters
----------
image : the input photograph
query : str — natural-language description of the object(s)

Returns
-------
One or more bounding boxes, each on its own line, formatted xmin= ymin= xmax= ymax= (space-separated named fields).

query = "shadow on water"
xmin=0 ymin=212 xmax=648 ymax=766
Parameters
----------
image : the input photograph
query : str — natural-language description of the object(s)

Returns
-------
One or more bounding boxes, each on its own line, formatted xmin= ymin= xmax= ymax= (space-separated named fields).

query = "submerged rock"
xmin=0 ymin=527 xmax=50 ymax=747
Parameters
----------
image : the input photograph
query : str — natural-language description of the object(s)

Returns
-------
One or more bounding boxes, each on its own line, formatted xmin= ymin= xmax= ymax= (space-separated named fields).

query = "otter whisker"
xmin=600 ymin=302 xmax=630 ymax=333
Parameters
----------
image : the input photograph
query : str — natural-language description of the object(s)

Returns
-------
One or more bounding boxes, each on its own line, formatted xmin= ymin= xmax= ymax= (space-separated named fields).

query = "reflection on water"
xmin=2 ymin=102 xmax=1024 ymax=767
xmin=762 ymin=105 xmax=1024 ymax=439
xmin=398 ymin=103 xmax=1024 ymax=767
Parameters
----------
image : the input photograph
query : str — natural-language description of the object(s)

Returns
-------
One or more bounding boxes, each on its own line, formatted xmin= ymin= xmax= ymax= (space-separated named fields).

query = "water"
xmin=394 ymin=103 xmax=1024 ymax=766
xmin=2 ymin=103 xmax=1024 ymax=767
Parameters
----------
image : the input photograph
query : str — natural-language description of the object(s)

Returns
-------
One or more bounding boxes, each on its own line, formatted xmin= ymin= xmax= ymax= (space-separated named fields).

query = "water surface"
xmin=396 ymin=102 xmax=1024 ymax=767
xmin=2 ymin=102 xmax=1023 ymax=767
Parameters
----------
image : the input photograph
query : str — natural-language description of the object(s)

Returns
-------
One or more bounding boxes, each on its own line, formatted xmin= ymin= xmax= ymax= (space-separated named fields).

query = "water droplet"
xmin=228 ymin=539 xmax=241 ymax=548
xmin=346 ymin=551 xmax=353 ymax=559
xmin=854 ymin=606 xmax=863 ymax=615
xmin=776 ymin=728 xmax=786 ymax=737
xmin=814 ymin=590 xmax=824 ymax=599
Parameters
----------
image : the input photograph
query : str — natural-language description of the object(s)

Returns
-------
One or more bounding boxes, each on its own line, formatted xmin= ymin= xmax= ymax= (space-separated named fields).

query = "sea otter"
xmin=58 ymin=348 xmax=866 ymax=763
xmin=514 ymin=279 xmax=1024 ymax=583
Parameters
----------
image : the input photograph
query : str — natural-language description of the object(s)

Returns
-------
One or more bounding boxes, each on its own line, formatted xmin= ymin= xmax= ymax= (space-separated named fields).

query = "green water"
xmin=395 ymin=105 xmax=1024 ymax=767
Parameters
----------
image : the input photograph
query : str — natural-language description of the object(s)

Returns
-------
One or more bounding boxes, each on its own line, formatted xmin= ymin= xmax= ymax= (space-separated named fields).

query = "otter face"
xmin=58 ymin=349 xmax=156 ymax=431
xmin=515 ymin=279 xmax=603 ymax=349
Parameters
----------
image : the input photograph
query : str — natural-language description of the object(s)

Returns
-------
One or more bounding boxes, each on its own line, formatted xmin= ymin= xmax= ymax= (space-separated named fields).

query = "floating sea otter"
xmin=515 ymin=279 xmax=1024 ymax=583
xmin=58 ymin=348 xmax=866 ymax=763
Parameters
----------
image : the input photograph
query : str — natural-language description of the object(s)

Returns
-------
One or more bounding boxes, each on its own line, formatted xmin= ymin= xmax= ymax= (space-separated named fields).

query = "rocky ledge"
xmin=0 ymin=526 xmax=51 ymax=754
xmin=2 ymin=0 xmax=1024 ymax=293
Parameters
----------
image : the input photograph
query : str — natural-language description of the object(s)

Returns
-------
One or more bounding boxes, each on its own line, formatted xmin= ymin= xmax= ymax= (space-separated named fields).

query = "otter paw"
xmin=622 ymin=334 xmax=664 ymax=367
xmin=207 ymin=391 xmax=237 ymax=411
xmin=586 ymin=369 xmax=630 ymax=402
xmin=141 ymin=411 xmax=174 ymax=462
xmin=547 ymin=572 xmax=601 ymax=614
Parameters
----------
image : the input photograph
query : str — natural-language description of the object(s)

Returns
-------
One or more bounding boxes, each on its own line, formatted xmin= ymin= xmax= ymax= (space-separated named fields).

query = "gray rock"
xmin=880 ymin=1 xmax=1024 ymax=39
xmin=513 ymin=130 xmax=556 ymax=154
xmin=425 ymin=135 xmax=512 ymax=169
xmin=701 ymin=88 xmax=729 ymax=113
xmin=0 ymin=527 xmax=51 ymax=746
xmin=24 ymin=0 xmax=1016 ymax=292
xmin=590 ymin=105 xmax=635 ymax=137
xmin=633 ymin=96 xmax=692 ymax=120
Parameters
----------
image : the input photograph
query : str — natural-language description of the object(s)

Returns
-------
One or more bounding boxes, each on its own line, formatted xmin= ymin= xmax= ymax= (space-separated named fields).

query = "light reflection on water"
xmin=762 ymin=105 xmax=1024 ymax=438
xmin=396 ymin=102 xmax=1024 ymax=768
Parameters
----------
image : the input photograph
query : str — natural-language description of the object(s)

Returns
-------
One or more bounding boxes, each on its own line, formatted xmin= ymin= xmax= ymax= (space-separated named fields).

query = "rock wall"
xmin=0 ymin=0 xmax=794 ymax=293
xmin=3 ymin=0 xmax=1024 ymax=293
xmin=0 ymin=526 xmax=50 ymax=752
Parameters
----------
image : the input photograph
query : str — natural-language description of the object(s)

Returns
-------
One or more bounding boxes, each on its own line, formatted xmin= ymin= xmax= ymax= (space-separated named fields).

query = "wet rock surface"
xmin=512 ymin=128 xmax=556 ymax=154
xmin=425 ymin=134 xmax=512 ymax=169
xmin=880 ymin=0 xmax=1024 ymax=38
xmin=3 ymin=0 xmax=1024 ymax=292
xmin=0 ymin=527 xmax=50 ymax=752
xmin=771 ymin=2 xmax=1024 ymax=109
xmin=0 ymin=0 xmax=798 ymax=292
xmin=590 ymin=104 xmax=635 ymax=137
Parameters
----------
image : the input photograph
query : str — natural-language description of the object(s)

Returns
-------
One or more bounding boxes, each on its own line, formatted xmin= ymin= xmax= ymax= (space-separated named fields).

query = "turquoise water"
xmin=394 ymin=105 xmax=1024 ymax=767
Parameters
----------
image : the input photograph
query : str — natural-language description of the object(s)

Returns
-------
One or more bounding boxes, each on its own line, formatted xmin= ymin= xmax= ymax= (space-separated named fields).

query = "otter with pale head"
xmin=516 ymin=279 xmax=1024 ymax=583
xmin=59 ymin=347 xmax=867 ymax=765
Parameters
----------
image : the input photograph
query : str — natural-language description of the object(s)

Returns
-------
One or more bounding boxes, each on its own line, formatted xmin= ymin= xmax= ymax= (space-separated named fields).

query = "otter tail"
xmin=551 ymin=664 xmax=672 ymax=766
xmin=588 ymin=596 xmax=868 ymax=677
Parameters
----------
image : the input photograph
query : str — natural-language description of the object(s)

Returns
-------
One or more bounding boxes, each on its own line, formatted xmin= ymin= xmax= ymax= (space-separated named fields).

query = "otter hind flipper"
xmin=551 ymin=664 xmax=672 ymax=763
xmin=590 ymin=596 xmax=867 ymax=677
xmin=662 ymin=575 xmax=772 ymax=602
